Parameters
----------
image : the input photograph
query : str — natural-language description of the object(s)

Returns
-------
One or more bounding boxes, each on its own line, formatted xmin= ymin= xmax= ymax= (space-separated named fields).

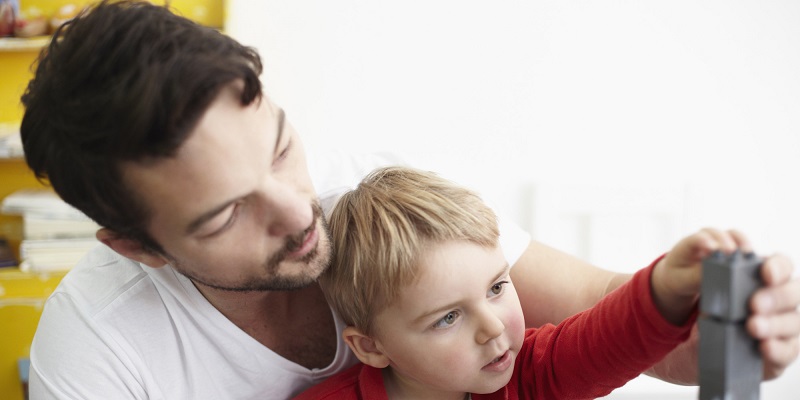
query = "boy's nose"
xmin=475 ymin=308 xmax=505 ymax=344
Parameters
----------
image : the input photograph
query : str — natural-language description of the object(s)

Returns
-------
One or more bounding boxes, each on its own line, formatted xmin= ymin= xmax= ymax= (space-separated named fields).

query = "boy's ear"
xmin=96 ymin=228 xmax=168 ymax=268
xmin=342 ymin=326 xmax=391 ymax=368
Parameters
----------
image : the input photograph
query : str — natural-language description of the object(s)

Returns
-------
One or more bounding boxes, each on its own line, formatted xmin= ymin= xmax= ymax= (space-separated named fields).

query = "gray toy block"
xmin=699 ymin=318 xmax=762 ymax=400
xmin=700 ymin=251 xmax=763 ymax=322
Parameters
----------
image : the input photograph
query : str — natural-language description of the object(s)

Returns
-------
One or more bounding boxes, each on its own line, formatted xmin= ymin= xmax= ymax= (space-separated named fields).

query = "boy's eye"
xmin=489 ymin=281 xmax=508 ymax=297
xmin=433 ymin=311 xmax=460 ymax=329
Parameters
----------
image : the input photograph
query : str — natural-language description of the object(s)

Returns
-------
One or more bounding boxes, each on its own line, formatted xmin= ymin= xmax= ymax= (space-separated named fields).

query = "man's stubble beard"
xmin=167 ymin=201 xmax=333 ymax=292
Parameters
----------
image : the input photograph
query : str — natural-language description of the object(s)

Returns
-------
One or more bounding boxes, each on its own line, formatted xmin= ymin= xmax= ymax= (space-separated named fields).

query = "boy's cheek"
xmin=506 ymin=304 xmax=527 ymax=345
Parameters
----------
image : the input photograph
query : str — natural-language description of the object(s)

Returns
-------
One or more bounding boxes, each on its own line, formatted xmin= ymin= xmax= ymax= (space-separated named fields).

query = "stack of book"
xmin=0 ymin=123 xmax=23 ymax=159
xmin=1 ymin=189 xmax=99 ymax=272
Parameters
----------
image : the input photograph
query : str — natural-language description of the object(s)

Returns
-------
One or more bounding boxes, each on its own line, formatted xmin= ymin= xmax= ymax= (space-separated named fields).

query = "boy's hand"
xmin=651 ymin=228 xmax=752 ymax=326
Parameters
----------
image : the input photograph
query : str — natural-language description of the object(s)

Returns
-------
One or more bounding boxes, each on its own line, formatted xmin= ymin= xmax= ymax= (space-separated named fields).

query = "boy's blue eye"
xmin=433 ymin=311 xmax=460 ymax=329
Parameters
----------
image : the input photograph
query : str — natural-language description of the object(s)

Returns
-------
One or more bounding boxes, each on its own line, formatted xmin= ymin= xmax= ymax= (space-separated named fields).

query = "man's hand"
xmin=747 ymin=253 xmax=800 ymax=379
xmin=649 ymin=250 xmax=800 ymax=383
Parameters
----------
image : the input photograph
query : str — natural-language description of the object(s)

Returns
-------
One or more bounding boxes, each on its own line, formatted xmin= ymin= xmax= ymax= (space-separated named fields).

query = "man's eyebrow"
xmin=414 ymin=262 xmax=511 ymax=323
xmin=273 ymin=106 xmax=285 ymax=155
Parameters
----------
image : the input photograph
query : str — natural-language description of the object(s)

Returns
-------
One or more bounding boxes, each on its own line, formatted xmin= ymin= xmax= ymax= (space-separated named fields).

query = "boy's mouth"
xmin=482 ymin=350 xmax=512 ymax=372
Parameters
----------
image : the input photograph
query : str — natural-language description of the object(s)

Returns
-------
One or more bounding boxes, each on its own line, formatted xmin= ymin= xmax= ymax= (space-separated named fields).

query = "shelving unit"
xmin=0 ymin=19 xmax=66 ymax=400
xmin=0 ymin=1 xmax=225 ymax=398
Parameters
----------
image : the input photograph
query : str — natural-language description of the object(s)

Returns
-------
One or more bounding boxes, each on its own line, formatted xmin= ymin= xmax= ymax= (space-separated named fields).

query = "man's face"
xmin=122 ymin=82 xmax=330 ymax=291
xmin=370 ymin=241 xmax=525 ymax=397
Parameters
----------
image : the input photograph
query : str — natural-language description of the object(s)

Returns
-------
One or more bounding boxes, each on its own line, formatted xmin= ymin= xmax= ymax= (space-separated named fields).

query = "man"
xmin=21 ymin=1 xmax=799 ymax=399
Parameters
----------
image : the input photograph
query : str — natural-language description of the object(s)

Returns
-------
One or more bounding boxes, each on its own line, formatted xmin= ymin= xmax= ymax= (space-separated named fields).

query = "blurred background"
xmin=227 ymin=1 xmax=800 ymax=398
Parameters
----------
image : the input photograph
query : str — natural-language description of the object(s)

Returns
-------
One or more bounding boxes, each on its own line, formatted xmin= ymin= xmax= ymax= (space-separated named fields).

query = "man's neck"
xmin=195 ymin=282 xmax=337 ymax=369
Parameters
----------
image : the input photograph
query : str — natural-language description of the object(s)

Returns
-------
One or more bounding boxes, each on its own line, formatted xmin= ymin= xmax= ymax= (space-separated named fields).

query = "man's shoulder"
xmin=50 ymin=244 xmax=154 ymax=316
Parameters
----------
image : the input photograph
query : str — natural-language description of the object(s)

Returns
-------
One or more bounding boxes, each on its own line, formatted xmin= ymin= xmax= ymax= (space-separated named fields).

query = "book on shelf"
xmin=0 ymin=238 xmax=16 ymax=267
xmin=1 ymin=189 xmax=87 ymax=219
xmin=19 ymin=237 xmax=99 ymax=272
xmin=23 ymin=213 xmax=100 ymax=240
xmin=1 ymin=189 xmax=100 ymax=272
xmin=0 ymin=123 xmax=23 ymax=158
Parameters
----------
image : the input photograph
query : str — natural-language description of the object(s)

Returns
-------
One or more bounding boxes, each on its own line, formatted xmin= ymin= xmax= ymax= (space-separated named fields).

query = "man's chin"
xmin=190 ymin=272 xmax=318 ymax=292
xmin=245 ymin=246 xmax=331 ymax=291
xmin=270 ymin=253 xmax=330 ymax=290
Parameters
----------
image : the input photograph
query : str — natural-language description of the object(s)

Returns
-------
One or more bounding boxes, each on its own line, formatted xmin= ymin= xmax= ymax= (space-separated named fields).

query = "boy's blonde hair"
xmin=322 ymin=166 xmax=499 ymax=335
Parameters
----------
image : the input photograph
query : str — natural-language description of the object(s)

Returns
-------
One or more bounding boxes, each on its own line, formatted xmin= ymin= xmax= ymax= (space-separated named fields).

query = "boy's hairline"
xmin=354 ymin=239 xmax=505 ymax=337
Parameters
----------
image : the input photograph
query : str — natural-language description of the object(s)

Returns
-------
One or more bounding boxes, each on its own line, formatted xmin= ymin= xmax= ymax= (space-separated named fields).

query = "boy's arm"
xmin=513 ymin=258 xmax=694 ymax=400
xmin=510 ymin=239 xmax=800 ymax=384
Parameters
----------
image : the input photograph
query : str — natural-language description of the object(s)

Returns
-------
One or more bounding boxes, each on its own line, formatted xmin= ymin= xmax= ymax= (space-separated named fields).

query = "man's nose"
xmin=260 ymin=181 xmax=314 ymax=237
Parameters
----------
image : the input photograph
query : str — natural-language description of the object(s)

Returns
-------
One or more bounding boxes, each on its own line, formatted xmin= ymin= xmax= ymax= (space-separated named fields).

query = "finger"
xmin=727 ymin=229 xmax=753 ymax=254
xmin=760 ymin=254 xmax=794 ymax=286
xmin=698 ymin=227 xmax=737 ymax=254
xmin=760 ymin=336 xmax=800 ymax=380
xmin=683 ymin=229 xmax=721 ymax=260
xmin=751 ymin=278 xmax=800 ymax=315
xmin=747 ymin=311 xmax=800 ymax=339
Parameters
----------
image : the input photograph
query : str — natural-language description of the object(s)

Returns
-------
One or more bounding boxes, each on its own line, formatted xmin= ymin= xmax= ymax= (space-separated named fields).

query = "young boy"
xmin=295 ymin=166 xmax=745 ymax=400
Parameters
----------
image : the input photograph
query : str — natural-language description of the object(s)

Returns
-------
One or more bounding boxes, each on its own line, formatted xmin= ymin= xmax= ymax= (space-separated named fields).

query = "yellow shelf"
xmin=0 ymin=267 xmax=66 ymax=400
xmin=0 ymin=52 xmax=39 ymax=124
xmin=0 ymin=2 xmax=225 ymax=398
xmin=0 ymin=268 xmax=66 ymax=300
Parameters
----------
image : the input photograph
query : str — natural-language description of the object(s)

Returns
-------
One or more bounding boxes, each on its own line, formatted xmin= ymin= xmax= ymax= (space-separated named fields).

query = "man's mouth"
xmin=287 ymin=226 xmax=318 ymax=258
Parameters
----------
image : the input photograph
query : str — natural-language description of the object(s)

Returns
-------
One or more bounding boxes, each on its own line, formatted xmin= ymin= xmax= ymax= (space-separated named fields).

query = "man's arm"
xmin=510 ymin=240 xmax=800 ymax=384
xmin=509 ymin=240 xmax=630 ymax=327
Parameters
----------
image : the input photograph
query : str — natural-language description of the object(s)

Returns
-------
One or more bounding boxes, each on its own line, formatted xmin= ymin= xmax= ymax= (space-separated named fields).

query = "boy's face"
xmin=121 ymin=82 xmax=331 ymax=291
xmin=372 ymin=241 xmax=525 ymax=396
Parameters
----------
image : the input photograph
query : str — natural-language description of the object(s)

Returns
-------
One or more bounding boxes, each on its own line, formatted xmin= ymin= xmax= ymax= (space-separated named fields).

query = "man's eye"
xmin=202 ymin=205 xmax=240 ymax=238
xmin=275 ymin=140 xmax=291 ymax=164
xmin=433 ymin=311 xmax=460 ymax=329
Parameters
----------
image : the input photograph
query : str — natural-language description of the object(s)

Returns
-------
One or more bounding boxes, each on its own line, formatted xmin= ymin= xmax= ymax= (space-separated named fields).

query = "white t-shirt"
xmin=28 ymin=151 xmax=531 ymax=400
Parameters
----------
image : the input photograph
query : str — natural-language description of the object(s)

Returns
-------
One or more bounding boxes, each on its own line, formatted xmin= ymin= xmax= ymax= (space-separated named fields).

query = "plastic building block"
xmin=699 ymin=250 xmax=763 ymax=400
xmin=700 ymin=251 xmax=762 ymax=322
xmin=699 ymin=318 xmax=762 ymax=400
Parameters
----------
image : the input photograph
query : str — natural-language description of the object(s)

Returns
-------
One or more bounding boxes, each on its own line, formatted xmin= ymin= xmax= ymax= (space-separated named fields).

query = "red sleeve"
xmin=513 ymin=255 xmax=697 ymax=399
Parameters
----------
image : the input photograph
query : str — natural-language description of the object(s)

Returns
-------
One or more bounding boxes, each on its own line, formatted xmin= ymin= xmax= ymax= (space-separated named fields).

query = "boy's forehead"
xmin=392 ymin=242 xmax=508 ymax=313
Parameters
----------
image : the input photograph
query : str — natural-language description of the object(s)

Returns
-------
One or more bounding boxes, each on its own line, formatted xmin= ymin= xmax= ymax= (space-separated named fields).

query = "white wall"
xmin=227 ymin=1 xmax=799 ymax=398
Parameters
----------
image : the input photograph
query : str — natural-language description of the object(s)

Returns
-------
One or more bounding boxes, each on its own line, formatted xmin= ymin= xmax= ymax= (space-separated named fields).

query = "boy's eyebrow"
xmin=184 ymin=106 xmax=286 ymax=236
xmin=414 ymin=262 xmax=511 ymax=324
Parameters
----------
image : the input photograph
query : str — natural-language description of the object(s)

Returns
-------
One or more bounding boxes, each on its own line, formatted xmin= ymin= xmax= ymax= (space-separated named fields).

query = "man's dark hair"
xmin=20 ymin=0 xmax=263 ymax=251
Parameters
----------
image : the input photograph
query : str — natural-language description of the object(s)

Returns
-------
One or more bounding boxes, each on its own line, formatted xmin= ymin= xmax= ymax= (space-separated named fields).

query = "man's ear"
xmin=96 ymin=228 xmax=168 ymax=268
xmin=342 ymin=326 xmax=391 ymax=368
